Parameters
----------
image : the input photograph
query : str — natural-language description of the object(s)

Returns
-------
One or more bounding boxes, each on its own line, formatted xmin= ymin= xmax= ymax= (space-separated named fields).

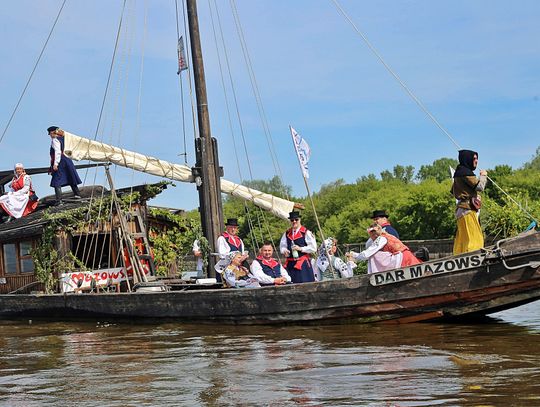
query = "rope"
xmin=0 ymin=0 xmax=67 ymax=146
xmin=208 ymin=0 xmax=265 ymax=253
xmin=331 ymin=0 xmax=539 ymax=225
xmin=175 ymin=0 xmax=189 ymax=164
xmin=180 ymin=0 xmax=200 ymax=142
xmin=229 ymin=0 xmax=289 ymax=200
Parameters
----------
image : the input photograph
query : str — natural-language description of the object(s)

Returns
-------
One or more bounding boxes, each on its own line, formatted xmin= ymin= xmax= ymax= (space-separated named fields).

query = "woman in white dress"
xmin=0 ymin=163 xmax=38 ymax=223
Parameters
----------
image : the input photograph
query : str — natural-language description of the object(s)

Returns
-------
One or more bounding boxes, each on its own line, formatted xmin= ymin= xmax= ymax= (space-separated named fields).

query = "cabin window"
xmin=2 ymin=241 xmax=35 ymax=274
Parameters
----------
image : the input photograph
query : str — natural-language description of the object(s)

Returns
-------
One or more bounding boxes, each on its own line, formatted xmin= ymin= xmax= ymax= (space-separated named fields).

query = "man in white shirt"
xmin=250 ymin=242 xmax=291 ymax=285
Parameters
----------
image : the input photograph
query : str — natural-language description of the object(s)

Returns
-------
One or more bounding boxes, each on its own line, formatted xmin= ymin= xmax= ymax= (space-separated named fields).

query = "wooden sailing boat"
xmin=1 ymin=0 xmax=540 ymax=323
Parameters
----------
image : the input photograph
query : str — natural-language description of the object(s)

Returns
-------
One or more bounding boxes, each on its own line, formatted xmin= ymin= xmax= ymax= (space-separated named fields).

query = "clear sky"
xmin=1 ymin=0 xmax=539 ymax=211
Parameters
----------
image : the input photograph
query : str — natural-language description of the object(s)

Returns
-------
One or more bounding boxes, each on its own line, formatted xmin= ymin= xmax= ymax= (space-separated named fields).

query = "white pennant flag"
xmin=290 ymin=126 xmax=311 ymax=179
xmin=177 ymin=36 xmax=188 ymax=74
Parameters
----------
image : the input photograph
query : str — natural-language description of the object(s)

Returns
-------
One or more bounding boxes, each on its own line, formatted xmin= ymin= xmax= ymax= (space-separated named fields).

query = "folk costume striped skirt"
xmin=453 ymin=210 xmax=484 ymax=255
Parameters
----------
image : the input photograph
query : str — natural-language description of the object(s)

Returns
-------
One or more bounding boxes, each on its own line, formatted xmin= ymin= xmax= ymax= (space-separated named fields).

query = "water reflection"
xmin=0 ymin=302 xmax=539 ymax=406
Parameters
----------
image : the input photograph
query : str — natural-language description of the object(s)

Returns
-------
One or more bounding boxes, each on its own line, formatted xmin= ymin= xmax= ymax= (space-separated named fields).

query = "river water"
xmin=1 ymin=302 xmax=539 ymax=406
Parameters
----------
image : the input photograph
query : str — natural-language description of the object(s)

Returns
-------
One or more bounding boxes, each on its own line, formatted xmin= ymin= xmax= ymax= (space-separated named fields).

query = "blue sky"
xmin=1 ymin=0 xmax=539 ymax=211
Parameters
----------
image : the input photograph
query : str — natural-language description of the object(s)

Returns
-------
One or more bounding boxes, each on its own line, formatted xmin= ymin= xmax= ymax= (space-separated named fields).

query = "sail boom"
xmin=63 ymin=131 xmax=295 ymax=219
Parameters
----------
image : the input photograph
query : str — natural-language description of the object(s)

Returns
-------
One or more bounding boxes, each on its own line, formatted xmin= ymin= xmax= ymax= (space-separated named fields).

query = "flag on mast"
xmin=290 ymin=126 xmax=311 ymax=179
xmin=177 ymin=36 xmax=188 ymax=74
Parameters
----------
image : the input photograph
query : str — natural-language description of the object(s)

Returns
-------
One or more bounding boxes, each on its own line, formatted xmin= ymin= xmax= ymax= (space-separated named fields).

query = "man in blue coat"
xmin=47 ymin=126 xmax=82 ymax=205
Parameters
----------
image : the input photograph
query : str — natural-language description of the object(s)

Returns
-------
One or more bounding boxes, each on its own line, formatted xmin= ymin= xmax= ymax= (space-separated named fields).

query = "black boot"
xmin=54 ymin=186 xmax=64 ymax=206
xmin=71 ymin=184 xmax=82 ymax=199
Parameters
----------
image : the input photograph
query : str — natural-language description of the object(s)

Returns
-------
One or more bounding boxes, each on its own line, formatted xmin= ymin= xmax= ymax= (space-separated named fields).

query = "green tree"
xmin=380 ymin=165 xmax=415 ymax=183
xmin=417 ymin=157 xmax=458 ymax=182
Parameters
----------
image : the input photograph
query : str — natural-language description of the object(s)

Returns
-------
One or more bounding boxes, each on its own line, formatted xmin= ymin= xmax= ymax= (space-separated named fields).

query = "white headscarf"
xmin=214 ymin=251 xmax=241 ymax=274
xmin=315 ymin=238 xmax=334 ymax=273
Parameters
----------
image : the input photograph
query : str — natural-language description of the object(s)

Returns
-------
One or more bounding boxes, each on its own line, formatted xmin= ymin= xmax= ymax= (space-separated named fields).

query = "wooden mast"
xmin=186 ymin=0 xmax=223 ymax=277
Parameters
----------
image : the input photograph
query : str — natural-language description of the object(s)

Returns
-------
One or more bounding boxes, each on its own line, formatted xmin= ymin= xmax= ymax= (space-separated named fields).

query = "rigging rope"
xmin=208 ymin=0 xmax=260 ymax=251
xmin=331 ymin=0 xmax=539 ymax=225
xmin=0 ymin=0 xmax=67 ymax=146
xmin=175 ymin=0 xmax=189 ymax=164
xmin=229 ymin=0 xmax=289 ymax=200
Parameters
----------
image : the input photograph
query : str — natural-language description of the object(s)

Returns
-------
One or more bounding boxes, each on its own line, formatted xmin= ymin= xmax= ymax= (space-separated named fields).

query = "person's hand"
xmin=283 ymin=249 xmax=290 ymax=257
xmin=274 ymin=277 xmax=286 ymax=285
xmin=53 ymin=164 xmax=58 ymax=171
xmin=291 ymin=245 xmax=301 ymax=252
xmin=480 ymin=169 xmax=487 ymax=176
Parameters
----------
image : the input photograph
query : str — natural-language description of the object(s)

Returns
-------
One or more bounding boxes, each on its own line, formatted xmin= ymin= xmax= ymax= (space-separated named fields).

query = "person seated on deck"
xmin=347 ymin=223 xmax=422 ymax=274
xmin=250 ymin=241 xmax=291 ymax=286
xmin=0 ymin=163 xmax=38 ymax=223
xmin=313 ymin=237 xmax=356 ymax=281
xmin=219 ymin=251 xmax=260 ymax=289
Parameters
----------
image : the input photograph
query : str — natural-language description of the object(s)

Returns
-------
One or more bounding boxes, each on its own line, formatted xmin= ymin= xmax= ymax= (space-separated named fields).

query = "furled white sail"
xmin=63 ymin=131 xmax=296 ymax=219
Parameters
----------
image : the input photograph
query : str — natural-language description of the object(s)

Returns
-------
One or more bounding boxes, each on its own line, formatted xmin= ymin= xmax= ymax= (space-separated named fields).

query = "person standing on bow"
xmin=250 ymin=241 xmax=291 ymax=285
xmin=279 ymin=211 xmax=317 ymax=283
xmin=47 ymin=126 xmax=82 ymax=205
xmin=451 ymin=149 xmax=488 ymax=255
xmin=0 ymin=163 xmax=38 ymax=223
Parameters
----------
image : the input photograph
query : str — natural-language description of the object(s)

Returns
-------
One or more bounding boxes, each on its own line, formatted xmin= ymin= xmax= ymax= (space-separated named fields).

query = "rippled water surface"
xmin=1 ymin=302 xmax=540 ymax=406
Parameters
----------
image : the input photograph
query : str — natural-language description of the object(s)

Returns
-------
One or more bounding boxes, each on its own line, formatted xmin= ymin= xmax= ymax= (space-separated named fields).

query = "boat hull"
xmin=1 ymin=232 xmax=540 ymax=324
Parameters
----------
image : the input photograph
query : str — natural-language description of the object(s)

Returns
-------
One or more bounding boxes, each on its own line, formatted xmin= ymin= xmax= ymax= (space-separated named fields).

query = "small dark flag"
xmin=177 ymin=36 xmax=188 ymax=74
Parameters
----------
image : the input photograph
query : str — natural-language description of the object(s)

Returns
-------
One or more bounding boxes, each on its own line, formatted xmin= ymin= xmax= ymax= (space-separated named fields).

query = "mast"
xmin=186 ymin=0 xmax=223 ymax=277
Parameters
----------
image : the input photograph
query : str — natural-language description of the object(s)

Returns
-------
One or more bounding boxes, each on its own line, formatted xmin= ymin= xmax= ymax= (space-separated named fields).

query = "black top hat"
xmin=372 ymin=210 xmax=389 ymax=219
xmin=288 ymin=211 xmax=301 ymax=220
xmin=225 ymin=218 xmax=239 ymax=227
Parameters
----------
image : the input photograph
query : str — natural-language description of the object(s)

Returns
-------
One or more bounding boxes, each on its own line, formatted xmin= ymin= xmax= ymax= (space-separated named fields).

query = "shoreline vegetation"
xmin=199 ymin=148 xmax=540 ymax=257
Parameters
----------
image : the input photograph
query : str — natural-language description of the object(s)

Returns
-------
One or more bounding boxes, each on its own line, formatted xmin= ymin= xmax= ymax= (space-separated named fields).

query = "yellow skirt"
xmin=453 ymin=211 xmax=484 ymax=255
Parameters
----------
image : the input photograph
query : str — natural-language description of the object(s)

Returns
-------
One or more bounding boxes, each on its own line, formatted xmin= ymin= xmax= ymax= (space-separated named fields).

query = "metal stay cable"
xmin=331 ymin=0 xmax=539 ymax=225
xmin=208 ymin=0 xmax=259 ymax=252
xmin=0 ymin=0 xmax=67 ymax=146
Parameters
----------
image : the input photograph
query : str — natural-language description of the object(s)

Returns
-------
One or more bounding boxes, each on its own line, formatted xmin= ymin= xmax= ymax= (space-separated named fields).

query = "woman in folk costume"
xmin=0 ymin=163 xmax=38 ymax=222
xmin=313 ymin=237 xmax=356 ymax=281
xmin=219 ymin=251 xmax=260 ymax=289
xmin=279 ymin=211 xmax=317 ymax=283
xmin=47 ymin=126 xmax=82 ymax=205
xmin=348 ymin=223 xmax=422 ymax=273
xmin=451 ymin=149 xmax=488 ymax=255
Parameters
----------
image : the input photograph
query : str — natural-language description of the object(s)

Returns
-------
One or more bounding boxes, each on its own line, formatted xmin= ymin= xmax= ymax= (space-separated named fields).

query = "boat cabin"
xmin=0 ymin=183 xmax=168 ymax=294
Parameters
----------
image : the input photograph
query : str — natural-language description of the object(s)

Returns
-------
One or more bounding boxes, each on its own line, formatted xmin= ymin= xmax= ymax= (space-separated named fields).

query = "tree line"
xmin=206 ymin=147 xmax=540 ymax=253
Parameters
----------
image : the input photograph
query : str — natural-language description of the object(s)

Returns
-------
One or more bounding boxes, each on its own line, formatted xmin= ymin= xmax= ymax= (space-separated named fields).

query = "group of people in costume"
xmin=0 ymin=126 xmax=82 ymax=223
xmin=213 ymin=147 xmax=490 ymax=289
xmin=214 ymin=209 xmax=424 ymax=288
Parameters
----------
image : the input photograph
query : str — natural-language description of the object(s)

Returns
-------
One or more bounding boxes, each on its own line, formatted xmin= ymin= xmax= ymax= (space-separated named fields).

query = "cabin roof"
xmin=0 ymin=183 xmax=168 ymax=242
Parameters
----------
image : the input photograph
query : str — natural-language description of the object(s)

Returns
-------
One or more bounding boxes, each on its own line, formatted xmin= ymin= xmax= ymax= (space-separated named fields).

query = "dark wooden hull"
xmin=1 ymin=231 xmax=540 ymax=324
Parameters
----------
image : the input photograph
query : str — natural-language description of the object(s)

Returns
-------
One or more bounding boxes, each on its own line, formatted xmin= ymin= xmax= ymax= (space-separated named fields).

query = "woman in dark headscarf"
xmin=451 ymin=150 xmax=488 ymax=254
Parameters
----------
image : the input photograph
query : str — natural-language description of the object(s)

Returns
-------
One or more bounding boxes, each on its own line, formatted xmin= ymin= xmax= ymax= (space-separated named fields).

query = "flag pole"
xmin=289 ymin=126 xmax=337 ymax=279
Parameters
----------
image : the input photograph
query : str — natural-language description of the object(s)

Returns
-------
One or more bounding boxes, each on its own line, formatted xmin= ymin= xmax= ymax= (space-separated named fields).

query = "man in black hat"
xmin=217 ymin=218 xmax=247 ymax=262
xmin=279 ymin=211 xmax=317 ymax=283
xmin=47 ymin=126 xmax=82 ymax=205
xmin=371 ymin=210 xmax=399 ymax=239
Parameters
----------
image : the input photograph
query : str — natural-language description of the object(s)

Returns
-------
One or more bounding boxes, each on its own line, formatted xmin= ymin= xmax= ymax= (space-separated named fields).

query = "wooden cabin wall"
xmin=0 ymin=237 xmax=41 ymax=294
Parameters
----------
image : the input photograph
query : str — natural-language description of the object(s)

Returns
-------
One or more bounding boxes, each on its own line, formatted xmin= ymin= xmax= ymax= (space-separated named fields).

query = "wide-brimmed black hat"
xmin=288 ymin=211 xmax=301 ymax=220
xmin=372 ymin=210 xmax=389 ymax=219
xmin=225 ymin=218 xmax=239 ymax=226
